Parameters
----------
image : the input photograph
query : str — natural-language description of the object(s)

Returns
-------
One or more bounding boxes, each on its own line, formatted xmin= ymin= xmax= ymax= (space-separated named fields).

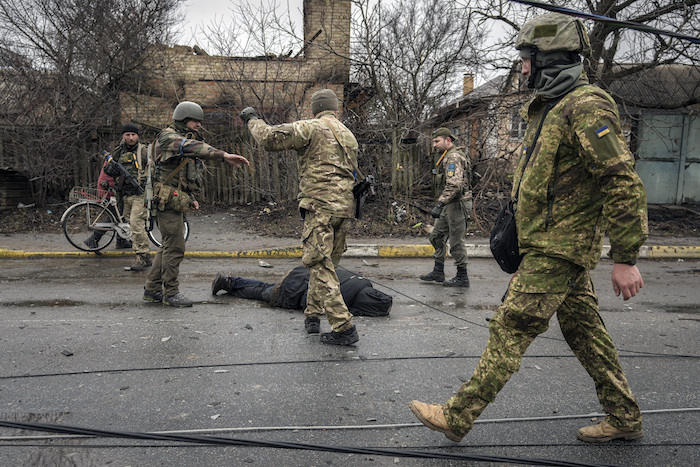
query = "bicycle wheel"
xmin=62 ymin=201 xmax=118 ymax=252
xmin=147 ymin=214 xmax=190 ymax=248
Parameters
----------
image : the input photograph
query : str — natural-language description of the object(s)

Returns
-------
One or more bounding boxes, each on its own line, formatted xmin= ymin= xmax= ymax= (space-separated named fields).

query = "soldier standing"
xmin=239 ymin=89 xmax=359 ymax=345
xmin=409 ymin=13 xmax=648 ymax=443
xmin=142 ymin=101 xmax=249 ymax=307
xmin=113 ymin=123 xmax=151 ymax=271
xmin=419 ymin=127 xmax=472 ymax=287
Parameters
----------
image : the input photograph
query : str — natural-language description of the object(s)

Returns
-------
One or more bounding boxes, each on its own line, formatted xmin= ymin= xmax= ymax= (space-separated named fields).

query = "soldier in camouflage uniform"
xmin=143 ymin=101 xmax=249 ymax=307
xmin=419 ymin=127 xmax=472 ymax=287
xmin=239 ymin=89 xmax=359 ymax=345
xmin=410 ymin=13 xmax=648 ymax=444
xmin=113 ymin=123 xmax=151 ymax=272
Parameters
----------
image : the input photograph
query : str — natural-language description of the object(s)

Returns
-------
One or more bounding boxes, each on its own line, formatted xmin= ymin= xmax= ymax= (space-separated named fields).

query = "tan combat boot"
xmin=577 ymin=418 xmax=643 ymax=443
xmin=409 ymin=400 xmax=463 ymax=442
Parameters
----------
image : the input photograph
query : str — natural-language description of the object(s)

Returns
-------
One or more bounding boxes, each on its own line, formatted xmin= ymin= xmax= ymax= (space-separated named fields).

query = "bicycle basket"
xmin=69 ymin=186 xmax=103 ymax=203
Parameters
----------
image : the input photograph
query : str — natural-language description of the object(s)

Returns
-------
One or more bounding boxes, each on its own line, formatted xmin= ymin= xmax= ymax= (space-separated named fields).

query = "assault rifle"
xmin=352 ymin=174 xmax=376 ymax=220
xmin=102 ymin=151 xmax=144 ymax=196
xmin=144 ymin=144 xmax=155 ymax=231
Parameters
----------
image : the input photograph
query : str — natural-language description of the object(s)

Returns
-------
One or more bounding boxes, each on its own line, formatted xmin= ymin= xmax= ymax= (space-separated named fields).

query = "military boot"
xmin=577 ymin=418 xmax=643 ymax=443
xmin=444 ymin=266 xmax=469 ymax=287
xmin=211 ymin=273 xmax=230 ymax=295
xmin=304 ymin=316 xmax=321 ymax=334
xmin=419 ymin=261 xmax=445 ymax=282
xmin=128 ymin=254 xmax=152 ymax=272
xmin=409 ymin=400 xmax=463 ymax=442
xmin=115 ymin=237 xmax=132 ymax=249
xmin=320 ymin=325 xmax=359 ymax=345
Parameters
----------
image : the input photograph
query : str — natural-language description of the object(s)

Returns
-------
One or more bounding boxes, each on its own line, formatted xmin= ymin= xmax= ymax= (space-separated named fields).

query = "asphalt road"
xmin=0 ymin=254 xmax=698 ymax=466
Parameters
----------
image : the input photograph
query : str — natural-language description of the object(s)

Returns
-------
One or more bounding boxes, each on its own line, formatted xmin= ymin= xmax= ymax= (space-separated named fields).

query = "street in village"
xmin=0 ymin=224 xmax=698 ymax=466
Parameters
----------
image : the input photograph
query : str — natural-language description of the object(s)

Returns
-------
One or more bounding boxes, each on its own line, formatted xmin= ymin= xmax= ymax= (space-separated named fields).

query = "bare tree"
xmin=461 ymin=0 xmax=700 ymax=101
xmin=0 ymin=0 xmax=184 ymax=204
xmin=350 ymin=0 xmax=485 ymax=135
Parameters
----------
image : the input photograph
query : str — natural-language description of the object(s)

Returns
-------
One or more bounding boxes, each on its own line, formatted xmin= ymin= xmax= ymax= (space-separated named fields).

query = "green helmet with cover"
xmin=515 ymin=12 xmax=590 ymax=56
xmin=172 ymin=101 xmax=204 ymax=122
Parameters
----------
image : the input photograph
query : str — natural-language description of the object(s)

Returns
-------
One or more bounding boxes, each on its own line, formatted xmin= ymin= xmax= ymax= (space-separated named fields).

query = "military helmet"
xmin=172 ymin=101 xmax=204 ymax=122
xmin=515 ymin=13 xmax=590 ymax=56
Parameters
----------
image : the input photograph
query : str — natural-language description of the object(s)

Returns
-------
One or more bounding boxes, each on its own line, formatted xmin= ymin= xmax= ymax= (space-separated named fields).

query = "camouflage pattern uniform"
xmin=113 ymin=141 xmax=149 ymax=255
xmin=145 ymin=122 xmax=226 ymax=297
xmin=430 ymin=146 xmax=472 ymax=268
xmin=442 ymin=73 xmax=648 ymax=438
xmin=248 ymin=111 xmax=357 ymax=332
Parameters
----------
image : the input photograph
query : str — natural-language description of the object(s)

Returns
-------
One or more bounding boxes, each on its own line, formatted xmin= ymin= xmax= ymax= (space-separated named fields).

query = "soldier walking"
xmin=409 ymin=13 xmax=648 ymax=443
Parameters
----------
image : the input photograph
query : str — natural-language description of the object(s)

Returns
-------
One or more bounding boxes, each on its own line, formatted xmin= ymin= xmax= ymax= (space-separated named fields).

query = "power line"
xmin=510 ymin=0 xmax=700 ymax=45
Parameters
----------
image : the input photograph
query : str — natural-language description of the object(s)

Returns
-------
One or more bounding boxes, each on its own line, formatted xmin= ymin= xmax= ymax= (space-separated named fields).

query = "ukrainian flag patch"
xmin=596 ymin=125 xmax=610 ymax=138
xmin=447 ymin=163 xmax=456 ymax=177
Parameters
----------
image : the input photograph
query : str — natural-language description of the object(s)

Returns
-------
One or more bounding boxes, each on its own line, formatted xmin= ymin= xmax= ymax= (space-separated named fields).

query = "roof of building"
xmin=604 ymin=64 xmax=700 ymax=110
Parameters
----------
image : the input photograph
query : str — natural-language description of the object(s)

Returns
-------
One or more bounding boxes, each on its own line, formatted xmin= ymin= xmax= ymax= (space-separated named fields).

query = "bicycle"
xmin=61 ymin=186 xmax=190 ymax=252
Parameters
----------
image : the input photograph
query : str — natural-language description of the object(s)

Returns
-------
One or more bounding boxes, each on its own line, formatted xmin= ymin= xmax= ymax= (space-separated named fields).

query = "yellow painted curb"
xmin=186 ymin=247 xmax=303 ymax=259
xmin=377 ymin=245 xmax=435 ymax=258
xmin=648 ymin=245 xmax=700 ymax=259
xmin=0 ymin=249 xmax=131 ymax=259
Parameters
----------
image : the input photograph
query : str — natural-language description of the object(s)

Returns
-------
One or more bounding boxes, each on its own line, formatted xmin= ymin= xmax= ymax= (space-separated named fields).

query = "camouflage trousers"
xmin=301 ymin=211 xmax=353 ymax=332
xmin=145 ymin=208 xmax=185 ymax=297
xmin=443 ymin=252 xmax=642 ymax=437
xmin=429 ymin=199 xmax=471 ymax=267
xmin=122 ymin=193 xmax=150 ymax=255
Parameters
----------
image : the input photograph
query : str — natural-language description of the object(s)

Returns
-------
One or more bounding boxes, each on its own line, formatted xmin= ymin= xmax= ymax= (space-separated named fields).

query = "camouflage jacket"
xmin=113 ymin=141 xmax=146 ymax=194
xmin=436 ymin=146 xmax=472 ymax=205
xmin=154 ymin=123 xmax=225 ymax=196
xmin=248 ymin=111 xmax=357 ymax=218
xmin=514 ymin=80 xmax=648 ymax=269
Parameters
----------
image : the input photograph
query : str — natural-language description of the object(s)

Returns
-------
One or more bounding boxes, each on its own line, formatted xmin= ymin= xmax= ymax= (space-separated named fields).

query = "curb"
xmin=2 ymin=244 xmax=700 ymax=259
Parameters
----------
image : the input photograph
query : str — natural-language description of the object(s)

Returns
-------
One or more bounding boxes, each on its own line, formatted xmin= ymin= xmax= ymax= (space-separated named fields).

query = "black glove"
xmin=239 ymin=107 xmax=259 ymax=124
xmin=430 ymin=202 xmax=445 ymax=218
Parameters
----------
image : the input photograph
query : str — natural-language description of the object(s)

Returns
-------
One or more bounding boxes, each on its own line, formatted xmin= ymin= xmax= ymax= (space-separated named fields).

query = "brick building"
xmin=120 ymin=0 xmax=352 ymax=128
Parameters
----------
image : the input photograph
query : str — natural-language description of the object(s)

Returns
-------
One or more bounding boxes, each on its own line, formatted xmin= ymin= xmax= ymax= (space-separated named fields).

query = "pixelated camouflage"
xmin=248 ymin=110 xmax=357 ymax=218
xmin=513 ymin=78 xmax=648 ymax=269
xmin=515 ymin=12 xmax=591 ymax=55
xmin=437 ymin=147 xmax=472 ymax=205
xmin=444 ymin=253 xmax=642 ymax=436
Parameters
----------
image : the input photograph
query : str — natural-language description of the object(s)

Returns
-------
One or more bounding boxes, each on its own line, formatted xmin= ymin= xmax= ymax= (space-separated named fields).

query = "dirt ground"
xmin=2 ymin=195 xmax=699 ymax=240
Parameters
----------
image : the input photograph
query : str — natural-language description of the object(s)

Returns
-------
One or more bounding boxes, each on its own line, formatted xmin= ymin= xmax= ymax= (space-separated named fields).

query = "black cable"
xmin=509 ymin=0 xmax=700 ymax=45
xmin=1 ymin=351 xmax=697 ymax=381
xmin=0 ymin=420 xmax=621 ymax=467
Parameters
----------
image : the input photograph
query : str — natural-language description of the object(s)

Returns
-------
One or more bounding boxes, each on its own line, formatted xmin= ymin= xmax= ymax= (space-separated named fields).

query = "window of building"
xmin=510 ymin=113 xmax=527 ymax=139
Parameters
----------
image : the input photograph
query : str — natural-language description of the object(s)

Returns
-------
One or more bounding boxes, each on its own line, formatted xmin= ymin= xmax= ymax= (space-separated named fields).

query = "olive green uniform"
xmin=248 ymin=111 xmax=357 ymax=332
xmin=113 ymin=141 xmax=149 ymax=255
xmin=443 ymin=77 xmax=648 ymax=437
xmin=145 ymin=122 xmax=226 ymax=297
xmin=430 ymin=147 xmax=472 ymax=268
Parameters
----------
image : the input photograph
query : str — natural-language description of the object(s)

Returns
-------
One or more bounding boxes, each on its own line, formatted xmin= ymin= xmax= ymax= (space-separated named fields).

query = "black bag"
xmin=489 ymin=200 xmax=523 ymax=274
xmin=488 ymin=93 xmax=575 ymax=274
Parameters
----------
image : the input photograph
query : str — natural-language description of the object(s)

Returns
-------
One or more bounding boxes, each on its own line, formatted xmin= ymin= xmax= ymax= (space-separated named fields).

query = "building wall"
xmin=121 ymin=0 xmax=351 ymax=128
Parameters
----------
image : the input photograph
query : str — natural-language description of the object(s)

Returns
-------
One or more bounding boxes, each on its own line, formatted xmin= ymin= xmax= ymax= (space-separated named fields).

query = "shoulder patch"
xmin=595 ymin=125 xmax=610 ymax=138
xmin=447 ymin=163 xmax=456 ymax=177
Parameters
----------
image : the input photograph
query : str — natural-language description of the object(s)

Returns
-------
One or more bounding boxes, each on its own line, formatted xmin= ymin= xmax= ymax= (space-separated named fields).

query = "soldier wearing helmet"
xmin=143 ymin=101 xmax=250 ymax=308
xmin=410 ymin=13 xmax=648 ymax=445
